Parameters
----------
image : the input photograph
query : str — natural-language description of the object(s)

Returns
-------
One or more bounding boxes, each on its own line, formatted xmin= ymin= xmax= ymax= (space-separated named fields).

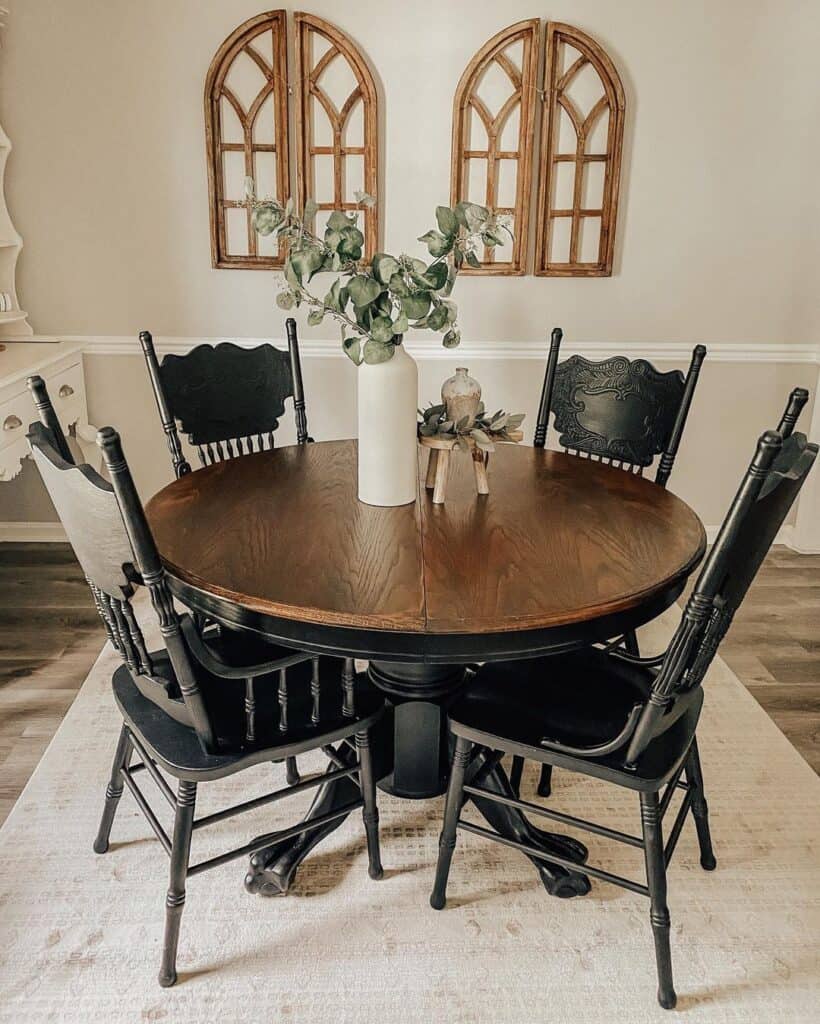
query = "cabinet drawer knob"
xmin=58 ymin=384 xmax=75 ymax=399
xmin=3 ymin=414 xmax=22 ymax=431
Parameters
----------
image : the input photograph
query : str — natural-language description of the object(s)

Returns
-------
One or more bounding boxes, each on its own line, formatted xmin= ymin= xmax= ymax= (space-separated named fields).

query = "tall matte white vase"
xmin=357 ymin=340 xmax=418 ymax=506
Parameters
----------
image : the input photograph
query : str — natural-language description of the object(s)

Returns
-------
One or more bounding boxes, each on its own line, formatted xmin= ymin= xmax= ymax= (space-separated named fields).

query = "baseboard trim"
xmin=18 ymin=334 xmax=820 ymax=364
xmin=0 ymin=522 xmax=67 ymax=542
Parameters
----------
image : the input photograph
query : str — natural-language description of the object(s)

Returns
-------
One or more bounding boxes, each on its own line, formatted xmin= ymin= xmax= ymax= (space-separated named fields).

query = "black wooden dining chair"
xmin=27 ymin=413 xmax=384 ymax=988
xmin=431 ymin=413 xmax=817 ymax=1010
xmin=521 ymin=330 xmax=707 ymax=798
xmin=140 ymin=317 xmax=311 ymax=479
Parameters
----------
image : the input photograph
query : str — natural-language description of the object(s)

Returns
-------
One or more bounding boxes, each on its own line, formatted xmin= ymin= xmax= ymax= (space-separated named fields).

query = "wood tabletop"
xmin=145 ymin=440 xmax=706 ymax=636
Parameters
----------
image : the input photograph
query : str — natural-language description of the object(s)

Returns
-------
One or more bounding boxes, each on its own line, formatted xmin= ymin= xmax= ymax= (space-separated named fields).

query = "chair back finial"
xmin=655 ymin=344 xmax=707 ymax=486
xmin=777 ymin=387 xmax=809 ymax=440
xmin=26 ymin=375 xmax=74 ymax=464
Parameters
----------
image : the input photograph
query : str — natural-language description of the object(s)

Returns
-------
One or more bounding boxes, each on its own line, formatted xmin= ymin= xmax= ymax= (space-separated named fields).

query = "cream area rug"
xmin=0 ymin=606 xmax=818 ymax=1024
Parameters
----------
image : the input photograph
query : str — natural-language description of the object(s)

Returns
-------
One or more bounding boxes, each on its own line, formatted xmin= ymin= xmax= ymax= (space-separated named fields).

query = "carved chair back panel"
xmin=552 ymin=355 xmax=686 ymax=467
xmin=29 ymin=424 xmax=134 ymax=600
xmin=159 ymin=342 xmax=294 ymax=447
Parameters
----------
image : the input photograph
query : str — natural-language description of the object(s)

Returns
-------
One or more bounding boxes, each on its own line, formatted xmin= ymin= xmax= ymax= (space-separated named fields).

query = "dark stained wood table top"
xmin=145 ymin=440 xmax=706 ymax=638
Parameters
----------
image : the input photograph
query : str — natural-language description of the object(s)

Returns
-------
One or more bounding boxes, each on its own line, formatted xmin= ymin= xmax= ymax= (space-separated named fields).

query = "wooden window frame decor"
xmin=450 ymin=20 xmax=539 ymax=276
xmin=294 ymin=12 xmax=379 ymax=260
xmin=204 ymin=11 xmax=291 ymax=269
xmin=534 ymin=22 xmax=626 ymax=277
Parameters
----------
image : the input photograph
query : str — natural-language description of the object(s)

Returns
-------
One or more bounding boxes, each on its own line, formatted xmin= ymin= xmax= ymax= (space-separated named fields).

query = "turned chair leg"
xmin=640 ymin=791 xmax=676 ymax=1010
xmin=285 ymin=757 xmax=300 ymax=786
xmin=685 ymin=737 xmax=716 ymax=870
xmin=509 ymin=755 xmax=524 ymax=797
xmin=356 ymin=729 xmax=384 ymax=880
xmin=158 ymin=780 xmax=197 ymax=988
xmin=93 ymin=724 xmax=133 ymax=854
xmin=430 ymin=735 xmax=472 ymax=910
xmin=537 ymin=764 xmax=553 ymax=798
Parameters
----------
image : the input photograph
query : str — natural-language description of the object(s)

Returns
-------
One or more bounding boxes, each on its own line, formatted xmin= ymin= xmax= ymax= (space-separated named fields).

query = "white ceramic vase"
xmin=357 ymin=338 xmax=419 ymax=506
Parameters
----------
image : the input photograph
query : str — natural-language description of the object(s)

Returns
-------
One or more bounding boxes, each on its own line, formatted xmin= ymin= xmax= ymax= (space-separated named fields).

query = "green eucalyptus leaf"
xmin=251 ymin=203 xmax=282 ymax=236
xmin=465 ymin=250 xmax=481 ymax=269
xmin=244 ymin=176 xmax=257 ymax=200
xmin=324 ymin=229 xmax=343 ymax=252
xmin=454 ymin=201 xmax=490 ymax=231
xmin=338 ymin=225 xmax=364 ymax=258
xmin=418 ymin=229 xmax=452 ymax=258
xmin=471 ymin=428 xmax=491 ymax=444
xmin=481 ymin=229 xmax=506 ymax=247
xmin=363 ymin=339 xmax=394 ymax=364
xmin=372 ymin=253 xmax=400 ymax=285
xmin=354 ymin=190 xmax=377 ymax=208
xmin=343 ymin=337 xmax=362 ymax=365
xmin=289 ymin=246 xmax=324 ymax=282
xmin=442 ymin=263 xmax=457 ymax=297
xmin=370 ymin=315 xmax=394 ymax=344
xmin=401 ymin=292 xmax=431 ymax=320
xmin=307 ymin=309 xmax=325 ymax=326
xmin=440 ymin=299 xmax=457 ymax=324
xmin=423 ymin=262 xmax=449 ymax=290
xmin=348 ymin=274 xmax=382 ymax=308
xmin=392 ymin=311 xmax=409 ymax=334
xmin=327 ymin=210 xmax=354 ymax=231
xmin=442 ymin=328 xmax=461 ymax=348
xmin=436 ymin=205 xmax=458 ymax=236
xmin=276 ymin=291 xmax=295 ymax=310
xmin=427 ymin=304 xmax=448 ymax=331
xmin=324 ymin=279 xmax=341 ymax=311
xmin=424 ymin=403 xmax=445 ymax=420
xmin=388 ymin=272 xmax=410 ymax=297
xmin=284 ymin=258 xmax=302 ymax=289
xmin=406 ymin=257 xmax=428 ymax=275
xmin=303 ymin=197 xmax=319 ymax=222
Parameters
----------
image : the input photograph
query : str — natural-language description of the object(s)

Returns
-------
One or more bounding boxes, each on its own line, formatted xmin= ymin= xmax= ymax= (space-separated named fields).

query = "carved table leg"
xmin=245 ymin=660 xmax=590 ymax=899
xmin=467 ymin=746 xmax=591 ymax=898
xmin=244 ymin=748 xmax=360 ymax=896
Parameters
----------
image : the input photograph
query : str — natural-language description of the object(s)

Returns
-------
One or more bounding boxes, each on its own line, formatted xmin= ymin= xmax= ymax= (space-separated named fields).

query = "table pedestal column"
xmin=245 ymin=660 xmax=590 ymax=899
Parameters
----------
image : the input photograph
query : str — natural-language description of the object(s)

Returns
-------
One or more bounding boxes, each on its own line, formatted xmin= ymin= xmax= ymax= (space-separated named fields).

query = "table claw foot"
xmin=244 ymin=755 xmax=360 ymax=898
xmin=467 ymin=748 xmax=591 ymax=898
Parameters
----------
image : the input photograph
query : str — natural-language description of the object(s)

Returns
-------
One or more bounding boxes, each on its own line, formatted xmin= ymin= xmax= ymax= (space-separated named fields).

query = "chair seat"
xmin=450 ymin=648 xmax=702 ymax=791
xmin=113 ymin=654 xmax=384 ymax=781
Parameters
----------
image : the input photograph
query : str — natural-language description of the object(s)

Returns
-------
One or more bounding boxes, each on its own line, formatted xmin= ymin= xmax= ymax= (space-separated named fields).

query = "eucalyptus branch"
xmin=244 ymin=180 xmax=508 ymax=366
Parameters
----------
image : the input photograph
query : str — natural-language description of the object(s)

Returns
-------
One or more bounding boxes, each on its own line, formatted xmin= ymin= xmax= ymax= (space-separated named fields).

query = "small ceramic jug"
xmin=441 ymin=367 xmax=481 ymax=427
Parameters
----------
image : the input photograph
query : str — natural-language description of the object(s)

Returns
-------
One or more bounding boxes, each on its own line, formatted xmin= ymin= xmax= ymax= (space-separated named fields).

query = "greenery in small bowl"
xmin=418 ymin=402 xmax=525 ymax=453
xmin=245 ymin=179 xmax=510 ymax=365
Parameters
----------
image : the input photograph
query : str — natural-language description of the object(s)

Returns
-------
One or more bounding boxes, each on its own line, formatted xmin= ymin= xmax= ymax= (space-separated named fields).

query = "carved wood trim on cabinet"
xmin=450 ymin=20 xmax=539 ymax=276
xmin=534 ymin=22 xmax=625 ymax=277
xmin=294 ymin=13 xmax=379 ymax=259
xmin=204 ymin=11 xmax=291 ymax=270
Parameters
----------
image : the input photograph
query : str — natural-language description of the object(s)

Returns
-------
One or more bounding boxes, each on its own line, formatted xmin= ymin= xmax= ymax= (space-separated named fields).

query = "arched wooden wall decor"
xmin=534 ymin=22 xmax=625 ymax=277
xmin=450 ymin=20 xmax=539 ymax=275
xmin=294 ymin=13 xmax=379 ymax=259
xmin=205 ymin=11 xmax=291 ymax=269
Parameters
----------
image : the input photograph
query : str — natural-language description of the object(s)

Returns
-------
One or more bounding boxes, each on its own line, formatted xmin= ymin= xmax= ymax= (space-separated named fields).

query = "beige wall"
xmin=1 ymin=0 xmax=818 ymax=344
xmin=0 ymin=1 xmax=818 ymax=529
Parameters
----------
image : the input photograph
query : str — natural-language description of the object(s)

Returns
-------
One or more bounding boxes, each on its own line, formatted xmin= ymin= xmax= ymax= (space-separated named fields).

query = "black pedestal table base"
xmin=245 ymin=660 xmax=590 ymax=898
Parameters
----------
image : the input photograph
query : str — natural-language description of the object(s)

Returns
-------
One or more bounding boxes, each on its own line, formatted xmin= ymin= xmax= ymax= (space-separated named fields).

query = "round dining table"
xmin=146 ymin=439 xmax=706 ymax=899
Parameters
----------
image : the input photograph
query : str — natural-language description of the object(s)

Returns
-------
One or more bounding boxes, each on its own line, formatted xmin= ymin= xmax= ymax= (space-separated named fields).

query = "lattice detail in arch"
xmin=204 ymin=11 xmax=290 ymax=269
xmin=451 ymin=20 xmax=539 ymax=275
xmin=294 ymin=13 xmax=379 ymax=259
xmin=535 ymin=22 xmax=626 ymax=276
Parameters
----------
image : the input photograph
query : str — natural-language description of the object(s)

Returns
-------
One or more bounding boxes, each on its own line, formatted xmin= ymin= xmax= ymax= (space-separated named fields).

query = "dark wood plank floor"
xmin=0 ymin=543 xmax=817 ymax=825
